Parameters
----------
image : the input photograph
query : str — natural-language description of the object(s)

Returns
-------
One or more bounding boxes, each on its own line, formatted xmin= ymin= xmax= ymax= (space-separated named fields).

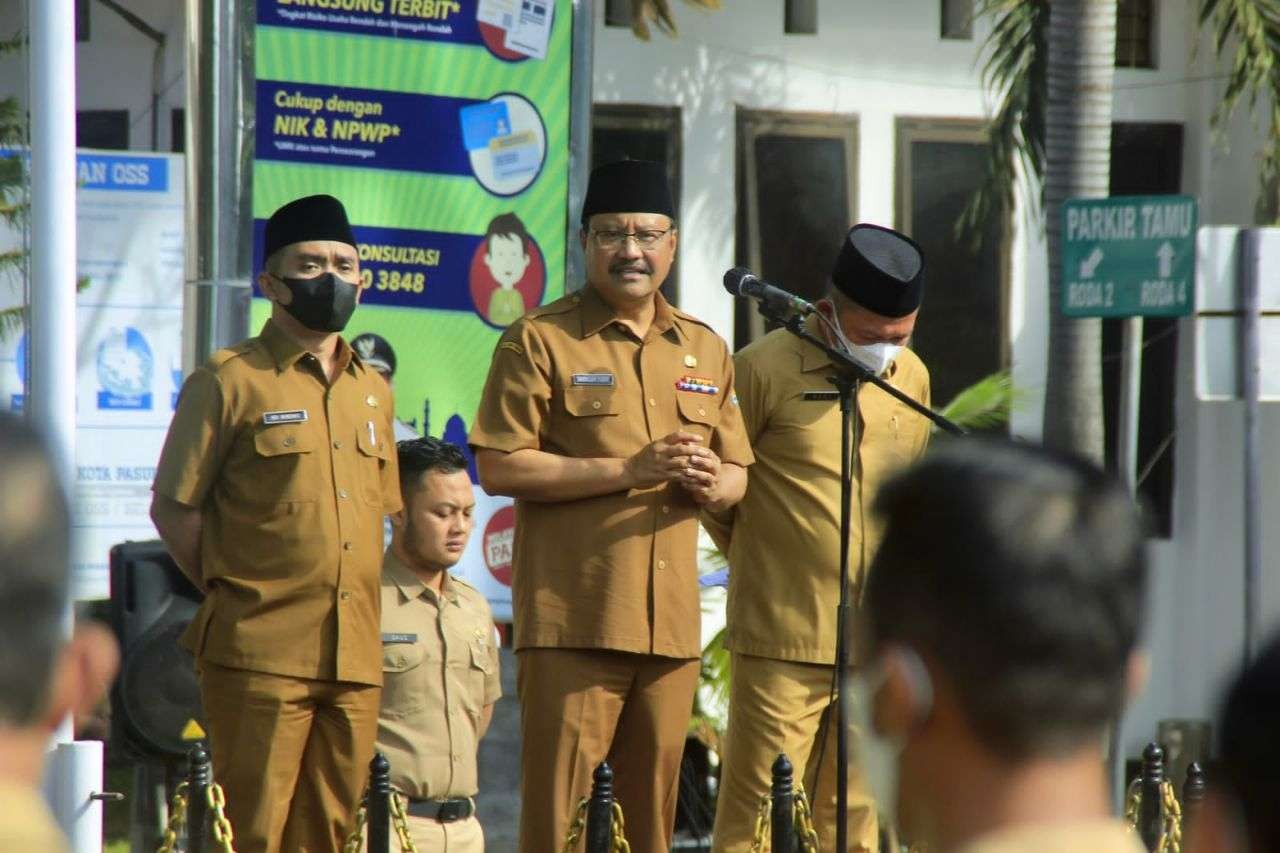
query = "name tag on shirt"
xmin=572 ymin=373 xmax=615 ymax=387
xmin=262 ymin=409 xmax=308 ymax=424
xmin=381 ymin=632 xmax=418 ymax=644
xmin=802 ymin=390 xmax=839 ymax=401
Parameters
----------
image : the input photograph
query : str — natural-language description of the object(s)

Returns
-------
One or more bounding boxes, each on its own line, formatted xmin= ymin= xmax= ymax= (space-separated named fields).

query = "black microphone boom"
xmin=723 ymin=267 xmax=816 ymax=316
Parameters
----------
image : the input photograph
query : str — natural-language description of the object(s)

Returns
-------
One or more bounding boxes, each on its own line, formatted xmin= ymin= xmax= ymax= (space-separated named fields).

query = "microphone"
xmin=723 ymin=267 xmax=816 ymax=316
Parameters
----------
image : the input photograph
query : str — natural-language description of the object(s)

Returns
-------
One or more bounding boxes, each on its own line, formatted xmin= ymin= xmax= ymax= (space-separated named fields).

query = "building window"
xmin=941 ymin=0 xmax=973 ymax=40
xmin=76 ymin=0 xmax=91 ymax=42
xmin=735 ymin=109 xmax=858 ymax=348
xmin=895 ymin=118 xmax=1008 ymax=414
xmin=604 ymin=0 xmax=632 ymax=28
xmin=1116 ymin=0 xmax=1154 ymax=68
xmin=76 ymin=110 xmax=129 ymax=150
xmin=785 ymin=0 xmax=817 ymax=35
xmin=171 ymin=109 xmax=185 ymax=153
xmin=591 ymin=104 xmax=683 ymax=304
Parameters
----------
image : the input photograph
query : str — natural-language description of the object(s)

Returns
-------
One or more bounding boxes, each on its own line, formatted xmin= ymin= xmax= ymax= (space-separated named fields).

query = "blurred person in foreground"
xmin=0 ymin=414 xmax=119 ymax=851
xmin=1184 ymin=630 xmax=1280 ymax=853
xmin=858 ymin=440 xmax=1148 ymax=852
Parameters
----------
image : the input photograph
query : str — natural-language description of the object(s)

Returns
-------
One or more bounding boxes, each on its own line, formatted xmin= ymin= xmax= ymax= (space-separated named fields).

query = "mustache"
xmin=610 ymin=261 xmax=651 ymax=274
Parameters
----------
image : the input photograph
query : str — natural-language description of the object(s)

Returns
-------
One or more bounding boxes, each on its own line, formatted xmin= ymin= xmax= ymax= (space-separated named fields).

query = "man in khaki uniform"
xmin=151 ymin=195 xmax=401 ymax=853
xmin=0 ymin=415 xmax=119 ymax=853
xmin=375 ymin=437 xmax=500 ymax=852
xmin=706 ymin=225 xmax=931 ymax=852
xmin=470 ymin=159 xmax=754 ymax=853
xmin=860 ymin=441 xmax=1148 ymax=853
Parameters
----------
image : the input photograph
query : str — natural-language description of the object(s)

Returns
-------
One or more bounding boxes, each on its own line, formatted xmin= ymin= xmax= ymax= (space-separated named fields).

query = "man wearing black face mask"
xmin=151 ymin=194 xmax=402 ymax=853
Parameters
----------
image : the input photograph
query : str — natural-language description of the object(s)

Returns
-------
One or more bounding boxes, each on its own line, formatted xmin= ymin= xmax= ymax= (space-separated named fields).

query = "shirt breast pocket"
xmin=356 ymin=425 xmax=391 ymax=507
xmin=250 ymin=425 xmax=318 ymax=503
xmin=381 ymin=642 xmax=427 ymax=720
xmin=676 ymin=393 xmax=720 ymax=444
xmin=461 ymin=639 xmax=494 ymax=720
xmin=558 ymin=386 xmax=625 ymax=457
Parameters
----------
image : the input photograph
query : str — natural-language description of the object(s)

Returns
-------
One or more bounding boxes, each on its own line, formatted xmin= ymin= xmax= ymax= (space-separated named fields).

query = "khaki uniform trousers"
xmin=362 ymin=814 xmax=484 ymax=853
xmin=712 ymin=654 xmax=878 ymax=853
xmin=198 ymin=661 xmax=382 ymax=853
xmin=516 ymin=648 xmax=701 ymax=853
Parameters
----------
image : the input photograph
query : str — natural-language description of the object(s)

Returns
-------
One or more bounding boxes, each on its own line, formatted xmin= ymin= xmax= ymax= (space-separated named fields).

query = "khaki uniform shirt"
xmin=153 ymin=319 xmax=402 ymax=686
xmin=703 ymin=319 xmax=931 ymax=664
xmin=469 ymin=287 xmax=754 ymax=659
xmin=0 ymin=783 xmax=69 ymax=853
xmin=376 ymin=551 xmax=501 ymax=799
xmin=954 ymin=819 xmax=1145 ymax=852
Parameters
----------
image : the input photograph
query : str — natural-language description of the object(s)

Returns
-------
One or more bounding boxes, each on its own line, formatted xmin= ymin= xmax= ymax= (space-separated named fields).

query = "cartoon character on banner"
xmin=469 ymin=212 xmax=546 ymax=328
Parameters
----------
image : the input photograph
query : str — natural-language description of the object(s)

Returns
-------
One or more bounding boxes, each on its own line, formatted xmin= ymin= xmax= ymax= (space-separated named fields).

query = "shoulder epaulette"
xmin=671 ymin=307 xmax=717 ymax=333
xmin=205 ymin=338 xmax=258 ymax=370
xmin=525 ymin=293 xmax=581 ymax=320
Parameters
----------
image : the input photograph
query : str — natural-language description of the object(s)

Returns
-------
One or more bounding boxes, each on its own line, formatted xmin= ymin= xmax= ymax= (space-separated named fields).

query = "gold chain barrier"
xmin=343 ymin=787 xmax=420 ymax=853
xmin=1125 ymin=777 xmax=1184 ymax=853
xmin=559 ymin=770 xmax=631 ymax=853
xmin=561 ymin=797 xmax=590 ymax=853
xmin=155 ymin=782 xmax=189 ymax=853
xmin=747 ymin=783 xmax=821 ymax=853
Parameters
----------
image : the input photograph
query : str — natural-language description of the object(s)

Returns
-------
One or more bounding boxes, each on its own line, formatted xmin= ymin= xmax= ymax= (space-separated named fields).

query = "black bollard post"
xmin=1138 ymin=742 xmax=1165 ymax=851
xmin=585 ymin=762 xmax=615 ymax=853
xmin=368 ymin=752 xmax=392 ymax=853
xmin=770 ymin=754 xmax=795 ymax=853
xmin=186 ymin=743 xmax=212 ymax=853
xmin=1182 ymin=762 xmax=1207 ymax=833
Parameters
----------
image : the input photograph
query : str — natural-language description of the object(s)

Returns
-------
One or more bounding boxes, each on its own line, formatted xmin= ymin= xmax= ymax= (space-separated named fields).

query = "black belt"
xmin=404 ymin=797 xmax=474 ymax=823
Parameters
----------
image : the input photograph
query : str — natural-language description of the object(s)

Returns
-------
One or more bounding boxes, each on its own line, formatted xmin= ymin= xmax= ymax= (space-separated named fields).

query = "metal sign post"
xmin=1061 ymin=194 xmax=1199 ymax=489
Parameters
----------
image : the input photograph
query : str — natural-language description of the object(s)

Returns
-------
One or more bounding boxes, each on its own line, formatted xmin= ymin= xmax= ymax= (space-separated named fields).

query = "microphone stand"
xmin=763 ymin=307 xmax=964 ymax=851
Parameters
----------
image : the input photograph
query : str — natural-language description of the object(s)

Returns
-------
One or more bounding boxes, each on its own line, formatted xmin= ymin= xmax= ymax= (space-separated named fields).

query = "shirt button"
xmin=333 ymin=439 xmax=343 ymax=450
xmin=338 ymin=489 xmax=349 ymax=499
xmin=591 ymin=400 xmax=602 ymax=410
xmin=698 ymin=407 xmax=707 ymax=416
xmin=340 ymin=591 xmax=351 ymax=601
xmin=648 ymin=397 xmax=656 ymax=407
xmin=661 ymin=505 xmax=670 ymax=514
xmin=657 ymin=560 xmax=666 ymax=570
xmin=283 ymin=437 xmax=296 ymax=447
xmin=342 ymin=541 xmax=353 ymax=551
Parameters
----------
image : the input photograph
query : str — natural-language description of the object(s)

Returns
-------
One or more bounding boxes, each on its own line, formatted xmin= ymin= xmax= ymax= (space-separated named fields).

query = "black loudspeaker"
xmin=108 ymin=540 xmax=206 ymax=761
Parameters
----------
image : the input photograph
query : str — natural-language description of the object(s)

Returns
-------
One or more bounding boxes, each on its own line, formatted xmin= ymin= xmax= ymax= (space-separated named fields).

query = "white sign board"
xmin=0 ymin=150 xmax=184 ymax=599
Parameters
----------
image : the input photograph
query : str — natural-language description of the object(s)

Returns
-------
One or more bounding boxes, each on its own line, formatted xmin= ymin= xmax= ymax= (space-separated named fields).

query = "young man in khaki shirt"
xmin=151 ymin=195 xmax=401 ymax=853
xmin=706 ymin=225 xmax=931 ymax=852
xmin=470 ymin=160 xmax=754 ymax=853
xmin=860 ymin=441 xmax=1148 ymax=853
xmin=375 ymin=437 xmax=500 ymax=852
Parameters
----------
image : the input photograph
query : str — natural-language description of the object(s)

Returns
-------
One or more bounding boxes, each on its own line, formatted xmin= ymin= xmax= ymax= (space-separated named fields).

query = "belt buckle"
xmin=437 ymin=799 xmax=468 ymax=823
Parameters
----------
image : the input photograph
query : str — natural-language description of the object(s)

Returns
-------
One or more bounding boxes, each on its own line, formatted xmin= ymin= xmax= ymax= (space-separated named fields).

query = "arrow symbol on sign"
xmin=1079 ymin=247 xmax=1105 ymax=279
xmin=1156 ymin=241 xmax=1175 ymax=278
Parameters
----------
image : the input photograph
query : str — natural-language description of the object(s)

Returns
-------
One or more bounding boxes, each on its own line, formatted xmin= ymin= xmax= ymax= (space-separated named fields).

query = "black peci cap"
xmin=830 ymin=224 xmax=925 ymax=318
xmin=350 ymin=332 xmax=396 ymax=376
xmin=263 ymin=194 xmax=358 ymax=262
xmin=580 ymin=159 xmax=675 ymax=225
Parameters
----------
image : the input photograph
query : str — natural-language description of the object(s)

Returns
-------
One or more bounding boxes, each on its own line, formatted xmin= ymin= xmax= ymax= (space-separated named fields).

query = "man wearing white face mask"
xmin=859 ymin=440 xmax=1148 ymax=853
xmin=705 ymin=223 xmax=930 ymax=852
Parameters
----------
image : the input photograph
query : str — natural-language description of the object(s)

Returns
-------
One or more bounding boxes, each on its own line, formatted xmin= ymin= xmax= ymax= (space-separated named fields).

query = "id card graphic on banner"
xmin=254 ymin=0 xmax=573 ymax=619
xmin=0 ymin=151 xmax=184 ymax=600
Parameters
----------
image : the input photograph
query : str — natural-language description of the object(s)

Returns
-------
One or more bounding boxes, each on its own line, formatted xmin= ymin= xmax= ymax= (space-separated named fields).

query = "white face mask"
xmin=846 ymin=645 xmax=935 ymax=834
xmin=846 ymin=341 xmax=902 ymax=377
xmin=820 ymin=303 xmax=903 ymax=376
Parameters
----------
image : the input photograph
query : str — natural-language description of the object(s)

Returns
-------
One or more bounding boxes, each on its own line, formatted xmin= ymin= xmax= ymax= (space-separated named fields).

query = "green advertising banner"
xmin=253 ymin=0 xmax=575 ymax=617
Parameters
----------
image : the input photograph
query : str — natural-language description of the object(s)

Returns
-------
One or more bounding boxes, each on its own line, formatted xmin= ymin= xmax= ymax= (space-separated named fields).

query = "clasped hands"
xmin=624 ymin=431 xmax=722 ymax=505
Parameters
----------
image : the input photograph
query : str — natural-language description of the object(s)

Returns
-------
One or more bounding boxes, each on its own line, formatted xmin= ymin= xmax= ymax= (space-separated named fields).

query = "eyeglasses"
xmin=589 ymin=228 xmax=672 ymax=250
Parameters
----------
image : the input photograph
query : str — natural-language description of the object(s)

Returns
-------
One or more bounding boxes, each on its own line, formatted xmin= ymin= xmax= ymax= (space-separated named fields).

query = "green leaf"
xmin=936 ymin=369 xmax=1021 ymax=432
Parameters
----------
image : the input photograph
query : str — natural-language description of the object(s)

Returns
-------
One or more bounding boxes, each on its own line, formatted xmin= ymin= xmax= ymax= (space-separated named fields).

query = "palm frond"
xmin=936 ymin=369 xmax=1020 ymax=432
xmin=958 ymin=0 xmax=1048 ymax=248
xmin=1198 ymin=0 xmax=1280 ymax=223
xmin=0 ymin=305 xmax=23 ymax=339
xmin=629 ymin=0 xmax=721 ymax=41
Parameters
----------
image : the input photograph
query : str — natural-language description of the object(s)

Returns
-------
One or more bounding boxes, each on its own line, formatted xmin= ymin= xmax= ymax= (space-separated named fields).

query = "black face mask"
xmin=273 ymin=272 xmax=358 ymax=332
